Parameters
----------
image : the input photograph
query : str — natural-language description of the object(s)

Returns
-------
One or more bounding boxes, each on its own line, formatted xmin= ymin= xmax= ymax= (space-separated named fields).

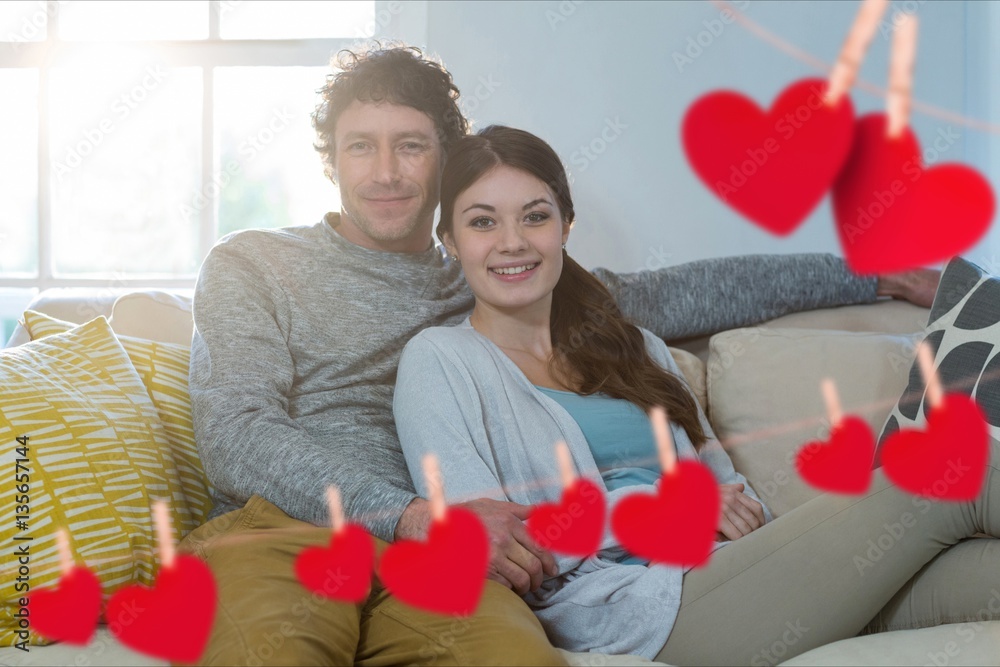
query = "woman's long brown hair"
xmin=438 ymin=125 xmax=706 ymax=447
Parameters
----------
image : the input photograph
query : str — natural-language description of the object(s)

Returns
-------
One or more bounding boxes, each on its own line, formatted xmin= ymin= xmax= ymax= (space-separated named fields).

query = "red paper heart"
xmin=294 ymin=523 xmax=375 ymax=603
xmin=527 ymin=478 xmax=605 ymax=557
xmin=832 ymin=114 xmax=995 ymax=273
xmin=610 ymin=460 xmax=720 ymax=567
xmin=106 ymin=555 xmax=217 ymax=663
xmin=796 ymin=416 xmax=875 ymax=494
xmin=682 ymin=78 xmax=855 ymax=235
xmin=881 ymin=394 xmax=989 ymax=501
xmin=377 ymin=507 xmax=488 ymax=616
xmin=31 ymin=566 xmax=101 ymax=645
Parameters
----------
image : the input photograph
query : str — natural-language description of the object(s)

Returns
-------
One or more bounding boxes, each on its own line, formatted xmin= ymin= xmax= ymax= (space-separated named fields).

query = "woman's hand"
xmin=716 ymin=483 xmax=766 ymax=541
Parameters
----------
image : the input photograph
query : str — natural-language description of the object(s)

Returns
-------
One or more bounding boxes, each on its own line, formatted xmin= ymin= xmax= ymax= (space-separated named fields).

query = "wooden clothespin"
xmin=650 ymin=406 xmax=677 ymax=475
xmin=826 ymin=0 xmax=890 ymax=105
xmin=916 ymin=340 xmax=943 ymax=408
xmin=886 ymin=13 xmax=918 ymax=138
xmin=422 ymin=454 xmax=447 ymax=522
xmin=152 ymin=500 xmax=175 ymax=569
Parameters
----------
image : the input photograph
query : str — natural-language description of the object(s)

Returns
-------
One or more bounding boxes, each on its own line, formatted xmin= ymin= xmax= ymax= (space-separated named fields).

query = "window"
xmin=0 ymin=0 xmax=427 ymax=344
xmin=0 ymin=0 xmax=428 ymax=296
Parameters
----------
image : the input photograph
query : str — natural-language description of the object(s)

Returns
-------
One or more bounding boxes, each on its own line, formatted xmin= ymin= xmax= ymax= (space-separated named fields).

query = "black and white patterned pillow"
xmin=875 ymin=257 xmax=1000 ymax=466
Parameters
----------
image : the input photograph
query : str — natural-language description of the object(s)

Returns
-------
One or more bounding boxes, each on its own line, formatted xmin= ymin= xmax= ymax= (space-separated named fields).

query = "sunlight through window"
xmin=0 ymin=70 xmax=38 ymax=277
xmin=59 ymin=1 xmax=209 ymax=41
xmin=49 ymin=62 xmax=202 ymax=276
xmin=0 ymin=1 xmax=49 ymax=42
xmin=1 ymin=0 xmax=411 ymax=288
xmin=220 ymin=1 xmax=375 ymax=39
xmin=214 ymin=67 xmax=339 ymax=237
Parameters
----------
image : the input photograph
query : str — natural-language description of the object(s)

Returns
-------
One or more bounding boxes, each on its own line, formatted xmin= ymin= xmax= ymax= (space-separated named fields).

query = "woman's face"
xmin=445 ymin=165 xmax=571 ymax=316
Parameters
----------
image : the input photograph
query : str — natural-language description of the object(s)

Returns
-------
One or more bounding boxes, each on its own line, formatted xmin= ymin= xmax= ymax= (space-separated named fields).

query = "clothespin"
xmin=821 ymin=378 xmax=844 ymax=428
xmin=917 ymin=340 xmax=943 ymax=408
xmin=886 ymin=13 xmax=917 ymax=138
xmin=327 ymin=486 xmax=345 ymax=534
xmin=153 ymin=500 xmax=175 ymax=568
xmin=826 ymin=0 xmax=889 ymax=105
xmin=555 ymin=440 xmax=576 ymax=489
xmin=423 ymin=454 xmax=447 ymax=522
xmin=650 ymin=406 xmax=677 ymax=475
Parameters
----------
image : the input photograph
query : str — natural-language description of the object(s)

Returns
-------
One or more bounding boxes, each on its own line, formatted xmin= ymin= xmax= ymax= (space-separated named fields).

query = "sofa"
xmin=2 ymin=286 xmax=998 ymax=666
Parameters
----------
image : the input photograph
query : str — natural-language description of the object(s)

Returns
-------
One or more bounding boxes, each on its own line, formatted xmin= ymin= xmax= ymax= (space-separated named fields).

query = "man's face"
xmin=332 ymin=100 xmax=443 ymax=253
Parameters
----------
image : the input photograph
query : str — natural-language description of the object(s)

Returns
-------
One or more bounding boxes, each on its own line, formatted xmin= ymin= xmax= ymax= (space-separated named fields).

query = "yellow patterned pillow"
xmin=22 ymin=310 xmax=212 ymax=537
xmin=0 ymin=317 xmax=196 ymax=647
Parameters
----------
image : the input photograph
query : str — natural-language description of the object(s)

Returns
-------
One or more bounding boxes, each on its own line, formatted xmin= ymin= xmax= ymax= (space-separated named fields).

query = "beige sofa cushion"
xmin=3 ymin=618 xmax=996 ymax=666
xmin=110 ymin=291 xmax=194 ymax=346
xmin=14 ymin=287 xmax=123 ymax=323
xmin=780 ymin=619 xmax=1000 ymax=665
xmin=667 ymin=346 xmax=707 ymax=414
xmin=6 ymin=290 xmax=195 ymax=350
xmin=707 ymin=328 xmax=922 ymax=517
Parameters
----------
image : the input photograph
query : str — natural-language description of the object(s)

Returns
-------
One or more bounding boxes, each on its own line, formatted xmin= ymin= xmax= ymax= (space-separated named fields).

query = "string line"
xmin=707 ymin=0 xmax=1000 ymax=135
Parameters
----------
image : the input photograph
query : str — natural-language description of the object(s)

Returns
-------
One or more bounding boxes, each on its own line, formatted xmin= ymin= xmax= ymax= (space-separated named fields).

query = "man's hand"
xmin=458 ymin=498 xmax=559 ymax=595
xmin=717 ymin=483 xmax=765 ymax=542
xmin=876 ymin=268 xmax=941 ymax=308
xmin=395 ymin=497 xmax=558 ymax=596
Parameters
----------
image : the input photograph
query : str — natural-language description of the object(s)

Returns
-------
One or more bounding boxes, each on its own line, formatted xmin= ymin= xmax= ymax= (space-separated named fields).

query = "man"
xmin=180 ymin=44 xmax=938 ymax=665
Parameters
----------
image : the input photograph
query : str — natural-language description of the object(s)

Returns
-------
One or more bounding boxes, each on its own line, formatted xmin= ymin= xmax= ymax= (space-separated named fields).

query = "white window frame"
xmin=0 ymin=0 xmax=428 ymax=290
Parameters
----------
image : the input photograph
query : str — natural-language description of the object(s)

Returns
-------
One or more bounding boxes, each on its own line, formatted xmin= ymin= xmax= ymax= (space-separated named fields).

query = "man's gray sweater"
xmin=189 ymin=214 xmax=877 ymax=541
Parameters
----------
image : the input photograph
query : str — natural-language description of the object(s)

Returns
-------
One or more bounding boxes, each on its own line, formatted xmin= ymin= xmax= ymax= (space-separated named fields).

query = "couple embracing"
xmin=184 ymin=44 xmax=998 ymax=666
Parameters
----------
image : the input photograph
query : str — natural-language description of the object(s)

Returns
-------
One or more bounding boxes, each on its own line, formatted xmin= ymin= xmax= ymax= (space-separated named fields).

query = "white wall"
xmin=964 ymin=0 xmax=1000 ymax=271
xmin=426 ymin=0 xmax=997 ymax=274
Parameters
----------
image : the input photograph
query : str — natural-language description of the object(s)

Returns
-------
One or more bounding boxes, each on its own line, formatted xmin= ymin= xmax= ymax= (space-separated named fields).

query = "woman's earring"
xmin=451 ymin=254 xmax=460 ymax=263
xmin=562 ymin=243 xmax=567 ymax=251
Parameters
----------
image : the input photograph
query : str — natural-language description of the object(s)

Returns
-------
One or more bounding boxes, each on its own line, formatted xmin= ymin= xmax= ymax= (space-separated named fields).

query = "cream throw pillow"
xmin=707 ymin=327 xmax=921 ymax=517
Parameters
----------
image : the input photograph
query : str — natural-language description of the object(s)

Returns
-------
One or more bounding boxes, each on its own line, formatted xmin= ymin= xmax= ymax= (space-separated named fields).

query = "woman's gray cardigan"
xmin=393 ymin=318 xmax=772 ymax=658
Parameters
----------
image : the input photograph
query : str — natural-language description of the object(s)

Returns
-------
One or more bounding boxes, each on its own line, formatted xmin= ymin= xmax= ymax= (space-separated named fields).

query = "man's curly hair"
xmin=312 ymin=43 xmax=469 ymax=183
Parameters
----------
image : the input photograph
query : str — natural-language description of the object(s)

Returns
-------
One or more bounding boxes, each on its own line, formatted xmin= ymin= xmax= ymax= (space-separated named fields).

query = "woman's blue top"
xmin=534 ymin=386 xmax=666 ymax=491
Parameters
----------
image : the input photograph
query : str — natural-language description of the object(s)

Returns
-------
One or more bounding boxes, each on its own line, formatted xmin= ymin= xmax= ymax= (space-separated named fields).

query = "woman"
xmin=392 ymin=126 xmax=1000 ymax=664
